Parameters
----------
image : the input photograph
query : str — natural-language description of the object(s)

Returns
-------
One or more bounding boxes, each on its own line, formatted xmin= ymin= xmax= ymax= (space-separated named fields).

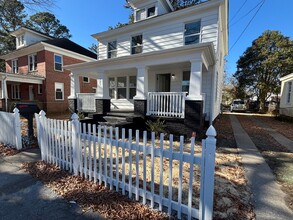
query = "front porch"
xmin=0 ymin=72 xmax=45 ymax=112
xmin=65 ymin=44 xmax=215 ymax=137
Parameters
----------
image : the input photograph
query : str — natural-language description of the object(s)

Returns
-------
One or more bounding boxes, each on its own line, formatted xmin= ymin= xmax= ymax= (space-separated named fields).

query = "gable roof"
xmin=43 ymin=38 xmax=97 ymax=59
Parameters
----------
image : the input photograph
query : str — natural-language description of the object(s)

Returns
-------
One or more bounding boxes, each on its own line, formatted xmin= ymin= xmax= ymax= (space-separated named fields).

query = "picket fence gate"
xmin=0 ymin=108 xmax=22 ymax=149
xmin=35 ymin=111 xmax=216 ymax=220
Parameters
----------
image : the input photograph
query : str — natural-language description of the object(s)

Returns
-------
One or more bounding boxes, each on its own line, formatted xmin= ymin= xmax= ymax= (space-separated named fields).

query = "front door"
xmin=157 ymin=73 xmax=171 ymax=92
xmin=29 ymin=85 xmax=34 ymax=101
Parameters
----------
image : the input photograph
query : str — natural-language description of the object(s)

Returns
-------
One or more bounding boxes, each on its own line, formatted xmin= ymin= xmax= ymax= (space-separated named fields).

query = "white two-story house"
xmin=65 ymin=0 xmax=228 ymax=136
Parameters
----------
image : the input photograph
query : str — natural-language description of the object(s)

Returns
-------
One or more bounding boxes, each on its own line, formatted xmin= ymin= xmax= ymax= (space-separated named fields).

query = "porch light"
xmin=172 ymin=74 xmax=175 ymax=78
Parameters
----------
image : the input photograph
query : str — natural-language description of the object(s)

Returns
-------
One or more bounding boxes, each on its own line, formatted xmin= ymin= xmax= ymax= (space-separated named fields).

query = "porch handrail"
xmin=77 ymin=93 xmax=96 ymax=112
xmin=147 ymin=92 xmax=187 ymax=118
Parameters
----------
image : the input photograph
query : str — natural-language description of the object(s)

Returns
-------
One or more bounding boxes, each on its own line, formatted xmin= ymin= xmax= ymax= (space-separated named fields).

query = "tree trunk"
xmin=259 ymin=91 xmax=267 ymax=113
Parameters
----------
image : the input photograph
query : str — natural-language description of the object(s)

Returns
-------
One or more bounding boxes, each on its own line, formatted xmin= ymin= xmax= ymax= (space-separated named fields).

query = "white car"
xmin=230 ymin=99 xmax=246 ymax=112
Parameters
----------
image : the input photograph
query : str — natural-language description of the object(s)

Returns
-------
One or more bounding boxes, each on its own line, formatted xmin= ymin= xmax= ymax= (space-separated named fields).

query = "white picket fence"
xmin=35 ymin=111 xmax=217 ymax=220
xmin=0 ymin=108 xmax=22 ymax=150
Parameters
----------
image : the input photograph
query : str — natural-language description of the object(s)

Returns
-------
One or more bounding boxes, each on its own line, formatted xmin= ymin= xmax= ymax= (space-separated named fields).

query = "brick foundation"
xmin=134 ymin=99 xmax=147 ymax=117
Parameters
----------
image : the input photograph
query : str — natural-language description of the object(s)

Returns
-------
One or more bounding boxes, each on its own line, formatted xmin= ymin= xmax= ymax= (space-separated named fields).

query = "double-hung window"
xmin=147 ymin=6 xmax=156 ymax=17
xmin=12 ymin=59 xmax=18 ymax=73
xmin=54 ymin=54 xmax=63 ymax=71
xmin=28 ymin=54 xmax=37 ymax=72
xmin=55 ymin=82 xmax=64 ymax=100
xmin=131 ymin=35 xmax=143 ymax=54
xmin=11 ymin=84 xmax=20 ymax=99
xmin=184 ymin=21 xmax=201 ymax=45
xmin=287 ymin=81 xmax=292 ymax=104
xmin=17 ymin=35 xmax=24 ymax=47
xmin=107 ymin=41 xmax=117 ymax=58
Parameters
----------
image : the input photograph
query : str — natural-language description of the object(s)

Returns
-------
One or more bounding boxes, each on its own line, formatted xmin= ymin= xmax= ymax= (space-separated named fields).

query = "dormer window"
xmin=184 ymin=21 xmax=201 ymax=45
xmin=17 ymin=35 xmax=24 ymax=47
xmin=135 ymin=5 xmax=157 ymax=21
xmin=147 ymin=6 xmax=156 ymax=17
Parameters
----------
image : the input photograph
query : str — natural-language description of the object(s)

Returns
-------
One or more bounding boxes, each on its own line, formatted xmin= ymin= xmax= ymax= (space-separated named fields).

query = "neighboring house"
xmin=65 ymin=0 xmax=228 ymax=136
xmin=280 ymin=73 xmax=293 ymax=117
xmin=0 ymin=27 xmax=97 ymax=113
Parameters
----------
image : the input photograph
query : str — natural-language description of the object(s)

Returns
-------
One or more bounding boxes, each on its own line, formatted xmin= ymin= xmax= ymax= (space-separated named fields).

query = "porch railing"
xmin=147 ymin=92 xmax=187 ymax=118
xmin=77 ymin=93 xmax=96 ymax=112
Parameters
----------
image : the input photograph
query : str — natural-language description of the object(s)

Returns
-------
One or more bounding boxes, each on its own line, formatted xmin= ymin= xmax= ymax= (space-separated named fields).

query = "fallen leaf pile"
xmin=0 ymin=143 xmax=19 ymax=157
xmin=22 ymin=161 xmax=170 ymax=219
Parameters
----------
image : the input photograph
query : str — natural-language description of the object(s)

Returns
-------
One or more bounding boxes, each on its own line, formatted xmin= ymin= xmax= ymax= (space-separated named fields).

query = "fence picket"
xmin=188 ymin=137 xmax=195 ymax=220
xmin=142 ymin=130 xmax=147 ymax=205
xmin=168 ymin=134 xmax=173 ymax=215
xmin=98 ymin=125 xmax=102 ymax=184
xmin=151 ymin=132 xmax=155 ymax=208
xmin=128 ymin=129 xmax=132 ymax=199
xmin=122 ymin=128 xmax=126 ymax=195
xmin=159 ymin=133 xmax=164 ymax=211
xmin=135 ymin=130 xmax=139 ymax=201
xmin=88 ymin=123 xmax=92 ymax=180
xmin=109 ymin=126 xmax=113 ymax=190
xmin=93 ymin=124 xmax=97 ymax=183
xmin=115 ymin=127 xmax=119 ymax=191
xmin=103 ymin=125 xmax=107 ymax=187
xmin=178 ymin=136 xmax=184 ymax=217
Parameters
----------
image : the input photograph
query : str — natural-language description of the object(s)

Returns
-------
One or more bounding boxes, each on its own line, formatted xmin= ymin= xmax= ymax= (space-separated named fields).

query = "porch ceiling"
xmin=65 ymin=42 xmax=215 ymax=76
xmin=0 ymin=72 xmax=44 ymax=84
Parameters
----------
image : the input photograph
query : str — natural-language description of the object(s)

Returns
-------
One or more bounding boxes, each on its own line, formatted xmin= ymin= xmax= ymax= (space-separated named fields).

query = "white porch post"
xmin=134 ymin=66 xmax=149 ymax=100
xmin=96 ymin=72 xmax=110 ymax=99
xmin=188 ymin=59 xmax=203 ymax=100
xmin=68 ymin=73 xmax=80 ymax=99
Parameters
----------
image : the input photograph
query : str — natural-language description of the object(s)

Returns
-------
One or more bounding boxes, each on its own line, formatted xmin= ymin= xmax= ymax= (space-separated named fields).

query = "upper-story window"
xmin=83 ymin=77 xmax=89 ymax=83
xmin=12 ymin=59 xmax=18 ymax=74
xmin=17 ymin=35 xmax=24 ymax=47
xmin=136 ymin=9 xmax=145 ymax=21
xmin=147 ymin=6 xmax=156 ymax=17
xmin=28 ymin=54 xmax=37 ymax=72
xmin=287 ymin=81 xmax=292 ymax=104
xmin=54 ymin=54 xmax=63 ymax=71
xmin=131 ymin=35 xmax=143 ymax=54
xmin=107 ymin=41 xmax=117 ymax=58
xmin=184 ymin=21 xmax=201 ymax=45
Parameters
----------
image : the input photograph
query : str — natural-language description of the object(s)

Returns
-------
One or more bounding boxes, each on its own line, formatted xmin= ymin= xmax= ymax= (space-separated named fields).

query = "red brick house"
xmin=0 ymin=27 xmax=97 ymax=113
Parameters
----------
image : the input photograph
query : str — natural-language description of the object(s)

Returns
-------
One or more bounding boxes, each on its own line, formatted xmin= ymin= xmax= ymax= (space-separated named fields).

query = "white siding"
xmin=98 ymin=8 xmax=219 ymax=60
xmin=202 ymin=69 xmax=212 ymax=116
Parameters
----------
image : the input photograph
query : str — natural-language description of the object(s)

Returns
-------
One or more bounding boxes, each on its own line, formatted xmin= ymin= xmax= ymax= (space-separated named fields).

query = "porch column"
xmin=188 ymin=59 xmax=203 ymax=100
xmin=68 ymin=73 xmax=80 ymax=113
xmin=95 ymin=72 xmax=110 ymax=115
xmin=134 ymin=66 xmax=149 ymax=117
xmin=184 ymin=59 xmax=204 ymax=136
xmin=1 ymin=75 xmax=8 ymax=111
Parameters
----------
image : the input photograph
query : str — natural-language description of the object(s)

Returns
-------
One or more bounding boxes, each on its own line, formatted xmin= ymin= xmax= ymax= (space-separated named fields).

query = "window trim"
xmin=184 ymin=20 xmax=201 ymax=45
xmin=17 ymin=35 xmax=24 ymax=47
xmin=54 ymin=54 xmax=63 ymax=72
xmin=12 ymin=59 xmax=18 ymax=74
xmin=107 ymin=41 xmax=117 ymax=59
xmin=55 ymin=82 xmax=64 ymax=101
xmin=28 ymin=54 xmax=37 ymax=72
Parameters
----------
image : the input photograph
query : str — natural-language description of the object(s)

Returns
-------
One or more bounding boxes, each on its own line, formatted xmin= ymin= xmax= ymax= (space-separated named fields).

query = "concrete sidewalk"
xmin=230 ymin=115 xmax=293 ymax=220
xmin=0 ymin=148 xmax=104 ymax=220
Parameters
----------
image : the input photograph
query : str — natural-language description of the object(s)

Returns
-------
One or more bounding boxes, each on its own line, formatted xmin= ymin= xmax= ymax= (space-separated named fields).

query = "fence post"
xmin=13 ymin=108 xmax=22 ymax=150
xmin=71 ymin=113 xmax=80 ymax=176
xmin=199 ymin=125 xmax=217 ymax=220
xmin=38 ymin=110 xmax=46 ymax=161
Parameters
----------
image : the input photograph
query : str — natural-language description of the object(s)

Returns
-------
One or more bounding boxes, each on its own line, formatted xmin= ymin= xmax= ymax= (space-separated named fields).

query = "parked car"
xmin=230 ymin=99 xmax=246 ymax=112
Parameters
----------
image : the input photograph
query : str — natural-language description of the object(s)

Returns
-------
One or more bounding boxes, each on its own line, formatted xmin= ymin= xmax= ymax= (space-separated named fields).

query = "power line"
xmin=229 ymin=0 xmax=264 ymax=28
xmin=229 ymin=0 xmax=248 ymax=23
xmin=229 ymin=0 xmax=265 ymax=53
